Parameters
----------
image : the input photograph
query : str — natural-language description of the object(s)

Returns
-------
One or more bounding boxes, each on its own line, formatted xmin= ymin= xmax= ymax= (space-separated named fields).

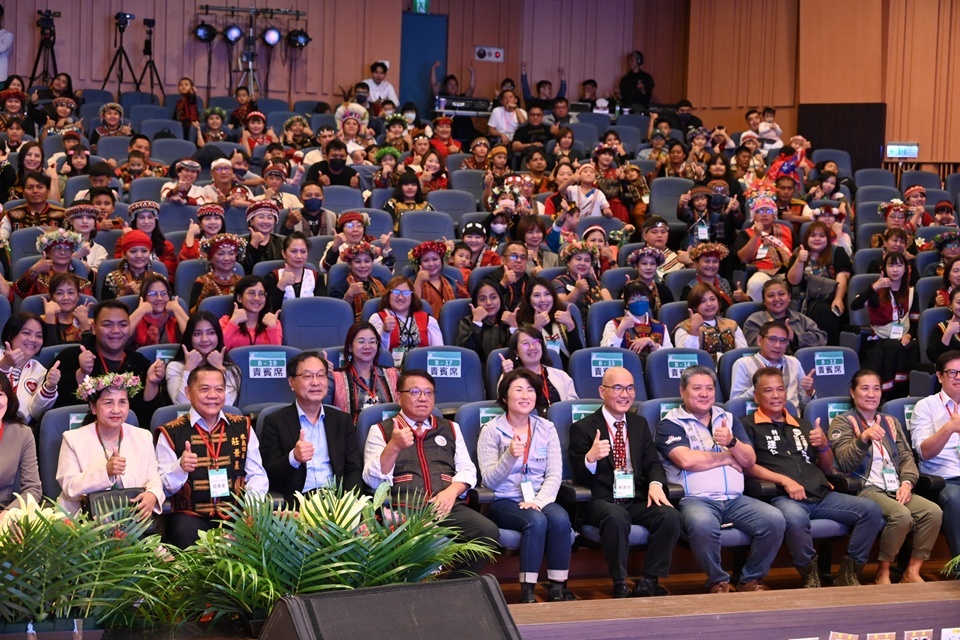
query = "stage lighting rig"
xmin=286 ymin=29 xmax=311 ymax=49
xmin=194 ymin=21 xmax=217 ymax=43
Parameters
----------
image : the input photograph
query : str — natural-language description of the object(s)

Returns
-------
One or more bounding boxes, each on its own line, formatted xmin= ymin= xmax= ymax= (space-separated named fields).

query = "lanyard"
xmin=194 ymin=419 xmax=226 ymax=470
xmin=98 ymin=351 xmax=126 ymax=374
xmin=540 ymin=371 xmax=552 ymax=406
xmin=520 ymin=422 xmax=532 ymax=476
xmin=0 ymin=420 xmax=5 ymax=445
xmin=95 ymin=423 xmax=123 ymax=460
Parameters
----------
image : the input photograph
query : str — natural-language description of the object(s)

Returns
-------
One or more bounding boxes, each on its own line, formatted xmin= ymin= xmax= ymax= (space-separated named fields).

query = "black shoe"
xmin=633 ymin=578 xmax=670 ymax=597
xmin=519 ymin=584 xmax=537 ymax=604
xmin=548 ymin=587 xmax=577 ymax=602
xmin=613 ymin=582 xmax=631 ymax=598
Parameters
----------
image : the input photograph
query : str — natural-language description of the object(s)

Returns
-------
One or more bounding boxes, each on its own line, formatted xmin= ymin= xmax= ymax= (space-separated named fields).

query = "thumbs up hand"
xmin=713 ymin=418 xmax=734 ymax=447
xmin=808 ymin=418 xmax=827 ymax=450
xmin=499 ymin=352 xmax=514 ymax=374
xmin=78 ymin=345 xmax=95 ymax=375
xmin=586 ymin=429 xmax=611 ymax=463
xmin=800 ymin=368 xmax=815 ymax=393
xmin=43 ymin=361 xmax=61 ymax=392
xmin=294 ymin=428 xmax=315 ymax=463
xmin=732 ymin=281 xmax=748 ymax=302
xmin=180 ymin=440 xmax=199 ymax=473
xmin=509 ymin=435 xmax=526 ymax=458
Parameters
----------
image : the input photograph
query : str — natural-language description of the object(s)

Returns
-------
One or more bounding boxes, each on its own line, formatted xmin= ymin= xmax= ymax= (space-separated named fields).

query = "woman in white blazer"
xmin=57 ymin=373 xmax=164 ymax=519
xmin=0 ymin=313 xmax=60 ymax=426
xmin=500 ymin=326 xmax=578 ymax=415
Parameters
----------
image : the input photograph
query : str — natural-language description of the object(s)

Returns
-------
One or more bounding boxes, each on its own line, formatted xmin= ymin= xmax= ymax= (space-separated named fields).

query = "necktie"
xmin=414 ymin=421 xmax=425 ymax=436
xmin=613 ymin=421 xmax=626 ymax=471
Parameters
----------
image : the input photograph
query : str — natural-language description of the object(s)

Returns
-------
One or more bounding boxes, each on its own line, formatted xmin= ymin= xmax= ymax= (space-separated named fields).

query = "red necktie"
xmin=613 ymin=421 xmax=626 ymax=470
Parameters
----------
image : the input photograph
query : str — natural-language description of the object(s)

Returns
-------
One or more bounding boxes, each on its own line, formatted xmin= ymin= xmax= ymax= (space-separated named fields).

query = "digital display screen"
xmin=886 ymin=142 xmax=919 ymax=159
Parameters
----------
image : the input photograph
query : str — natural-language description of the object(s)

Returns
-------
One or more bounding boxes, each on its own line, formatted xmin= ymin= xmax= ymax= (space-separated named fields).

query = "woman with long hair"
xmin=329 ymin=321 xmax=399 ymax=424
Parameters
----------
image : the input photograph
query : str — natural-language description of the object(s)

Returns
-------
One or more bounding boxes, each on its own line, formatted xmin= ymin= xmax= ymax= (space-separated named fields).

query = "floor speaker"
xmin=259 ymin=575 xmax=522 ymax=640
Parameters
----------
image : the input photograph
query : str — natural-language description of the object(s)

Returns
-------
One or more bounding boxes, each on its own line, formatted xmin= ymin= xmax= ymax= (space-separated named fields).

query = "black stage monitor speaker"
xmin=259 ymin=575 xmax=522 ymax=639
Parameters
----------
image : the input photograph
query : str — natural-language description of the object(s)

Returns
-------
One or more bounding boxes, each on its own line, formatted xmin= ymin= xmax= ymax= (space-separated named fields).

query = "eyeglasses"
xmin=146 ymin=291 xmax=170 ymax=299
xmin=343 ymin=222 xmax=363 ymax=229
xmin=943 ymin=369 xmax=960 ymax=379
xmin=390 ymin=289 xmax=413 ymax=297
xmin=212 ymin=166 xmax=233 ymax=172
xmin=887 ymin=213 xmax=906 ymax=220
xmin=506 ymin=254 xmax=528 ymax=262
xmin=400 ymin=388 xmax=435 ymax=398
xmin=601 ymin=384 xmax=636 ymax=395
xmin=762 ymin=336 xmax=789 ymax=344
xmin=294 ymin=372 xmax=326 ymax=381
xmin=243 ymin=290 xmax=266 ymax=298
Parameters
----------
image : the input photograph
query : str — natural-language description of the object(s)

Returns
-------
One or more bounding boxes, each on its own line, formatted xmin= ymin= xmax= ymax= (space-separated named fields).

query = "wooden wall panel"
xmin=685 ymin=0 xmax=799 ymax=138
xmin=633 ymin=0 xmax=689 ymax=105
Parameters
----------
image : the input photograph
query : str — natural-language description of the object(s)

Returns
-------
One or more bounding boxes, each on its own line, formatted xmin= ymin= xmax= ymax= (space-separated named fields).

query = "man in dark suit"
xmin=569 ymin=366 xmax=682 ymax=599
xmin=259 ymin=351 xmax=363 ymax=503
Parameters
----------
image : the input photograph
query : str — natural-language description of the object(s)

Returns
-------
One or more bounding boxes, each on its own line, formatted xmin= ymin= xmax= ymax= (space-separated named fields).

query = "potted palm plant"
xmin=164 ymin=483 xmax=495 ymax=636
xmin=0 ymin=494 xmax=177 ymax=638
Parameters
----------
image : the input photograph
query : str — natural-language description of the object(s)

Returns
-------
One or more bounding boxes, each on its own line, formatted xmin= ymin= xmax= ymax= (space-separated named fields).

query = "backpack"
xmin=152 ymin=128 xmax=177 ymax=141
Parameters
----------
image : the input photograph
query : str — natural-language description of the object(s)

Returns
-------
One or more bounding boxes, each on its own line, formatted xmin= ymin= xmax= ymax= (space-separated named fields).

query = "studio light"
xmin=193 ymin=21 xmax=217 ymax=43
xmin=262 ymin=27 xmax=281 ymax=46
xmin=286 ymin=28 xmax=311 ymax=48
xmin=223 ymin=24 xmax=243 ymax=44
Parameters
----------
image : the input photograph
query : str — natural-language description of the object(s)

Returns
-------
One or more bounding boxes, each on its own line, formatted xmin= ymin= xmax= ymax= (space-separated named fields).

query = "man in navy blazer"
xmin=259 ymin=351 xmax=363 ymax=504
xmin=569 ymin=367 xmax=682 ymax=599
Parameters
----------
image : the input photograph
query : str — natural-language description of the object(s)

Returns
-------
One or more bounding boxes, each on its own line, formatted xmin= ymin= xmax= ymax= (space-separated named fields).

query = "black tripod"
xmin=137 ymin=19 xmax=165 ymax=97
xmin=101 ymin=17 xmax=141 ymax=95
xmin=29 ymin=20 xmax=58 ymax=87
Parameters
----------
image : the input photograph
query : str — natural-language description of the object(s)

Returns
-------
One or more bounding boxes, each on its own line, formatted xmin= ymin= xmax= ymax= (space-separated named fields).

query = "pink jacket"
xmin=219 ymin=316 xmax=283 ymax=353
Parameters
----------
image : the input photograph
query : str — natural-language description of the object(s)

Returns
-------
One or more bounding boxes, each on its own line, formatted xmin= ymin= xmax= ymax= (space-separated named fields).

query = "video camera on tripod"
xmin=36 ymin=10 xmax=60 ymax=43
xmin=115 ymin=12 xmax=135 ymax=30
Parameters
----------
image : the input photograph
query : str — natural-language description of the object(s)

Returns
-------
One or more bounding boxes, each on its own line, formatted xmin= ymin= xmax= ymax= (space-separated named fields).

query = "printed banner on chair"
xmin=427 ymin=351 xmax=461 ymax=377
xmin=591 ymin=352 xmax=623 ymax=377
xmin=249 ymin=351 xmax=287 ymax=379
xmin=667 ymin=353 xmax=699 ymax=378
xmin=814 ymin=351 xmax=845 ymax=376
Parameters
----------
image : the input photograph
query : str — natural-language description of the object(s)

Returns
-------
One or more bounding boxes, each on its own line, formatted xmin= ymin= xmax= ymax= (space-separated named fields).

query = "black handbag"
xmin=83 ymin=487 xmax=156 ymax=534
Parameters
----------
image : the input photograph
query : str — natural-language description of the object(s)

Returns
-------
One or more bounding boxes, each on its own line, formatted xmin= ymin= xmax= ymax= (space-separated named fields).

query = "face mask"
xmin=678 ymin=113 xmax=692 ymax=122
xmin=490 ymin=223 xmax=507 ymax=235
xmin=404 ymin=112 xmax=416 ymax=123
xmin=355 ymin=94 xmax=369 ymax=104
xmin=628 ymin=299 xmax=650 ymax=317
xmin=382 ymin=109 xmax=394 ymax=118
xmin=303 ymin=198 xmax=323 ymax=213
xmin=129 ymin=167 xmax=143 ymax=176
xmin=329 ymin=159 xmax=346 ymax=170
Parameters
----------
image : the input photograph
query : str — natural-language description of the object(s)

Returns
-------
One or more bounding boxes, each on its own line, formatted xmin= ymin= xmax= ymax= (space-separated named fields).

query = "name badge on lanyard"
xmin=614 ymin=472 xmax=635 ymax=499
xmin=392 ymin=349 xmax=405 ymax=368
xmin=209 ymin=468 xmax=230 ymax=498
xmin=697 ymin=222 xmax=710 ymax=240
xmin=520 ymin=480 xmax=536 ymax=503
xmin=881 ymin=466 xmax=900 ymax=493
xmin=889 ymin=323 xmax=905 ymax=340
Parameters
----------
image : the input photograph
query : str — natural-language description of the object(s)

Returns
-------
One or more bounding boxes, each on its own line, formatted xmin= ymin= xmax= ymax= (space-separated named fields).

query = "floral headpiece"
xmin=52 ymin=97 xmax=77 ymax=111
xmin=245 ymin=111 xmax=266 ymax=123
xmin=76 ymin=372 xmax=144 ymax=402
xmin=338 ymin=104 xmax=369 ymax=126
xmin=486 ymin=184 xmax=521 ymax=209
xmin=201 ymin=106 xmax=227 ymax=122
xmin=201 ymin=233 xmax=247 ymax=260
xmin=408 ymin=240 xmax=450 ymax=264
xmin=384 ymin=113 xmax=408 ymax=129
xmin=559 ymin=240 xmax=600 ymax=264
xmin=686 ymin=126 xmax=711 ymax=143
xmin=593 ymin=143 xmax=617 ymax=157
xmin=689 ymin=242 xmax=729 ymax=261
xmin=627 ymin=246 xmax=666 ymax=267
xmin=341 ymin=241 xmax=379 ymax=261
xmin=37 ymin=228 xmax=84 ymax=253
xmin=375 ymin=146 xmax=402 ymax=163
xmin=283 ymin=115 xmax=309 ymax=131
xmin=98 ymin=102 xmax=124 ymax=118
xmin=933 ymin=230 xmax=960 ymax=250
xmin=880 ymin=199 xmax=908 ymax=217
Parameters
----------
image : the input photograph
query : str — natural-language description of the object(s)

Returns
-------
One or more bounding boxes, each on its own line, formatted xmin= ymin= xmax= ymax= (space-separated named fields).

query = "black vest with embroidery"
xmin=378 ymin=416 xmax=457 ymax=503
xmin=159 ymin=413 xmax=251 ymax=517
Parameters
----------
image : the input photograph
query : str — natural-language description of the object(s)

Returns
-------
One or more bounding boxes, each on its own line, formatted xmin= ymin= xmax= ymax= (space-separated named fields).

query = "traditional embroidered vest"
xmin=378 ymin=310 xmax=430 ymax=350
xmin=378 ymin=415 xmax=457 ymax=504
xmin=159 ymin=413 xmax=251 ymax=518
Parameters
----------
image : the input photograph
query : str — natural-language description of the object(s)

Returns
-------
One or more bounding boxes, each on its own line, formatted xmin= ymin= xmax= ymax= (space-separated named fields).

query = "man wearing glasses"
xmin=730 ymin=321 xmax=816 ymax=410
xmin=569 ymin=367 xmax=682 ymax=598
xmin=908 ymin=350 xmax=960 ymax=560
xmin=657 ymin=365 xmax=785 ymax=593
xmin=259 ymin=351 xmax=363 ymax=505
xmin=485 ymin=240 xmax=534 ymax=309
xmin=362 ymin=368 xmax=499 ymax=578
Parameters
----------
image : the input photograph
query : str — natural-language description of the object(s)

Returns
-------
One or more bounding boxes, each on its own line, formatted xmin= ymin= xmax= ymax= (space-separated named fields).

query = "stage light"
xmin=193 ymin=21 xmax=217 ymax=43
xmin=286 ymin=28 xmax=311 ymax=48
xmin=262 ymin=27 xmax=281 ymax=47
xmin=223 ymin=24 xmax=243 ymax=44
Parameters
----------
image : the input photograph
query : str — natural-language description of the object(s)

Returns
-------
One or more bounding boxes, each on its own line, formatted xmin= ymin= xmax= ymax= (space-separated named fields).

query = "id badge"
xmin=755 ymin=243 xmax=769 ymax=260
xmin=641 ymin=193 xmax=650 ymax=205
xmin=392 ymin=349 xmax=405 ymax=368
xmin=545 ymin=338 xmax=562 ymax=355
xmin=697 ymin=223 xmax=710 ymax=240
xmin=882 ymin=466 xmax=900 ymax=493
xmin=520 ymin=480 xmax=536 ymax=503
xmin=889 ymin=323 xmax=904 ymax=340
xmin=208 ymin=468 xmax=230 ymax=498
xmin=613 ymin=472 xmax=635 ymax=500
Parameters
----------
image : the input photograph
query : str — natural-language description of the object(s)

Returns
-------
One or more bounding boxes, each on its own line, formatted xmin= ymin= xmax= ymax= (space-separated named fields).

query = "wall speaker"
xmin=259 ymin=575 xmax=521 ymax=640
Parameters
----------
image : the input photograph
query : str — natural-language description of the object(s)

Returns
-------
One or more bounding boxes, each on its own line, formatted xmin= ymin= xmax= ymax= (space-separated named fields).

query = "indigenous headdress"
xmin=375 ymin=146 xmax=401 ymax=162
xmin=689 ymin=242 xmax=729 ymax=261
xmin=0 ymin=88 xmax=26 ymax=104
xmin=409 ymin=240 xmax=451 ymax=264
xmin=245 ymin=110 xmax=266 ymax=123
xmin=65 ymin=203 xmax=100 ymax=221
xmin=879 ymin=199 xmax=908 ymax=218
xmin=283 ymin=115 xmax=309 ymax=131
xmin=933 ymin=230 xmax=960 ymax=250
xmin=77 ymin=372 xmax=143 ymax=402
xmin=559 ymin=240 xmax=599 ymax=264
xmin=245 ymin=200 xmax=280 ymax=223
xmin=127 ymin=200 xmax=160 ymax=219
xmin=98 ymin=102 xmax=124 ymax=118
xmin=52 ymin=97 xmax=77 ymax=111
xmin=201 ymin=233 xmax=247 ymax=260
xmin=197 ymin=203 xmax=225 ymax=221
xmin=336 ymin=211 xmax=371 ymax=231
xmin=201 ymin=106 xmax=227 ymax=121
xmin=341 ymin=241 xmax=378 ymax=261
xmin=487 ymin=184 xmax=521 ymax=209
xmin=338 ymin=104 xmax=369 ymax=127
xmin=384 ymin=113 xmax=408 ymax=129
xmin=627 ymin=246 xmax=666 ymax=267
xmin=37 ymin=228 xmax=84 ymax=253
xmin=686 ymin=126 xmax=711 ymax=143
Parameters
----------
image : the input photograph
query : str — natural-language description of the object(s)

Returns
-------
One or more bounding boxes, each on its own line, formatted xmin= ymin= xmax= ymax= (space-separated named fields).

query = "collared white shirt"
xmin=288 ymin=402 xmax=333 ymax=492
xmin=362 ymin=411 xmax=477 ymax=492
xmin=585 ymin=407 xmax=633 ymax=474
xmin=156 ymin=407 xmax=269 ymax=497
xmin=910 ymin=392 xmax=960 ymax=478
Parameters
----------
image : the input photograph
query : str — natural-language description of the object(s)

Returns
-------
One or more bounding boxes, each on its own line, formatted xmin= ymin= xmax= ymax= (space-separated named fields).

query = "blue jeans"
xmin=939 ymin=477 xmax=960 ymax=558
xmin=772 ymin=491 xmax=884 ymax=566
xmin=487 ymin=499 xmax=572 ymax=583
xmin=679 ymin=495 xmax=785 ymax=586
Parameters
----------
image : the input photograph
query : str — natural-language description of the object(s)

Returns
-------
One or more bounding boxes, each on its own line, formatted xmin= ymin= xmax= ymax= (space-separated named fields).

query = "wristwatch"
xmin=727 ymin=435 xmax=738 ymax=448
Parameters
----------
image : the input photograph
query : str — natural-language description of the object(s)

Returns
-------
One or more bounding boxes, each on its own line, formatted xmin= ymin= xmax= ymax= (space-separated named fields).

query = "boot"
xmin=796 ymin=554 xmax=821 ymax=588
xmin=834 ymin=556 xmax=863 ymax=587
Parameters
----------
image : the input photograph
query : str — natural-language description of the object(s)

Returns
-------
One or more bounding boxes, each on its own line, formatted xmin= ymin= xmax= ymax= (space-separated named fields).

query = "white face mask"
xmin=490 ymin=223 xmax=507 ymax=235
xmin=382 ymin=109 xmax=395 ymax=118
xmin=403 ymin=112 xmax=416 ymax=123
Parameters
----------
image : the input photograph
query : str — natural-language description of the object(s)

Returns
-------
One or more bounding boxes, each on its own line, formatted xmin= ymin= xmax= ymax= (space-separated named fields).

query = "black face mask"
xmin=329 ymin=159 xmax=346 ymax=171
xmin=678 ymin=113 xmax=692 ymax=122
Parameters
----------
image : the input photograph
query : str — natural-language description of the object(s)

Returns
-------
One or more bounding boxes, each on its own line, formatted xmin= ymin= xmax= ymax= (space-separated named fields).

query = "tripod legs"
xmin=29 ymin=41 xmax=58 ymax=87
xmin=139 ymin=60 xmax=165 ymax=97
xmin=101 ymin=46 xmax=142 ymax=94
